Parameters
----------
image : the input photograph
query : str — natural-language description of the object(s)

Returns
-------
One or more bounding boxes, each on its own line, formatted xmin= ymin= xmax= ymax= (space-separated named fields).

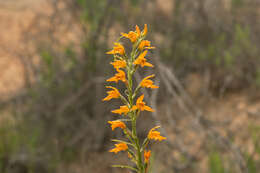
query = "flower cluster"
xmin=103 ymin=24 xmax=166 ymax=173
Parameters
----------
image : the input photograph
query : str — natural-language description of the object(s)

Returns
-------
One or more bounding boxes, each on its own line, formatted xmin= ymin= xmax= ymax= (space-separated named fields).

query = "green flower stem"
xmin=126 ymin=45 xmax=144 ymax=173
xmin=131 ymin=114 xmax=143 ymax=172
xmin=127 ymin=64 xmax=133 ymax=106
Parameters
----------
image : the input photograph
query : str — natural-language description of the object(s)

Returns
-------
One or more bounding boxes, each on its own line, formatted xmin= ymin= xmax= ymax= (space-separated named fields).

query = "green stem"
xmin=126 ymin=43 xmax=145 ymax=173
xmin=131 ymin=115 xmax=143 ymax=172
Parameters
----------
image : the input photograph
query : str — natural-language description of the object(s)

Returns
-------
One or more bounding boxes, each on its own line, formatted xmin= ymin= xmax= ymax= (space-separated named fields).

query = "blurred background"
xmin=0 ymin=0 xmax=260 ymax=172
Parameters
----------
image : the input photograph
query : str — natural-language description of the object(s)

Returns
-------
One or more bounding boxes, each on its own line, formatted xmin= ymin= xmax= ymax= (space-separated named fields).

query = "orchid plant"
xmin=103 ymin=24 xmax=166 ymax=173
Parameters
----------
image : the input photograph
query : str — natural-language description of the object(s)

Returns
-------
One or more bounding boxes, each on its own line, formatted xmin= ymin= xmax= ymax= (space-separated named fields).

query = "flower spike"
xmin=104 ymin=24 xmax=165 ymax=172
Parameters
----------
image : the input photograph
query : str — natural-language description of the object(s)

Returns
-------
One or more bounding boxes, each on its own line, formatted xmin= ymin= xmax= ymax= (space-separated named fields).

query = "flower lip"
xmin=106 ymin=42 xmax=125 ymax=55
xmin=111 ymin=105 xmax=130 ymax=115
xmin=140 ymin=74 xmax=159 ymax=89
xmin=106 ymin=68 xmax=126 ymax=83
xmin=148 ymin=126 xmax=166 ymax=141
xmin=134 ymin=50 xmax=154 ymax=68
xmin=109 ymin=142 xmax=128 ymax=154
xmin=110 ymin=60 xmax=127 ymax=69
xmin=138 ymin=40 xmax=155 ymax=50
xmin=102 ymin=86 xmax=121 ymax=101
xmin=108 ymin=120 xmax=126 ymax=131
xmin=132 ymin=94 xmax=154 ymax=112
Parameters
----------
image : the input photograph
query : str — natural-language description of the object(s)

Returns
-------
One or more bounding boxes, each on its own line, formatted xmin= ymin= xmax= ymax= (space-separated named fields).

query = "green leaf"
xmin=112 ymin=165 xmax=138 ymax=172
xmin=111 ymin=139 xmax=136 ymax=148
xmin=115 ymin=119 xmax=132 ymax=122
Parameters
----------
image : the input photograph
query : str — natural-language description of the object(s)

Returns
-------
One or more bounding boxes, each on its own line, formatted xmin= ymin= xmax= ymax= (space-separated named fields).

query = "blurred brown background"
xmin=0 ymin=0 xmax=260 ymax=173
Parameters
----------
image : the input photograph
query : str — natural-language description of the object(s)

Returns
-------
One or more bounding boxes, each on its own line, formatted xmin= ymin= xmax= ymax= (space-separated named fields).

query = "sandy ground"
xmin=0 ymin=0 xmax=79 ymax=99
xmin=0 ymin=0 xmax=46 ymax=98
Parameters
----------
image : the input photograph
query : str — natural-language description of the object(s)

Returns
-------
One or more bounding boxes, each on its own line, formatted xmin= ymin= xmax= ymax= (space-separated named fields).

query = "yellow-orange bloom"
xmin=121 ymin=25 xmax=141 ymax=43
xmin=110 ymin=60 xmax=126 ymax=69
xmin=111 ymin=106 xmax=130 ymax=115
xmin=140 ymin=74 xmax=159 ymax=89
xmin=144 ymin=150 xmax=151 ymax=163
xmin=148 ymin=126 xmax=166 ymax=141
xmin=121 ymin=32 xmax=138 ymax=43
xmin=132 ymin=95 xmax=154 ymax=112
xmin=108 ymin=120 xmax=126 ymax=131
xmin=133 ymin=50 xmax=153 ymax=68
xmin=109 ymin=142 xmax=128 ymax=154
xmin=106 ymin=43 xmax=125 ymax=55
xmin=143 ymin=24 xmax=147 ymax=36
xmin=136 ymin=25 xmax=141 ymax=37
xmin=107 ymin=68 xmax=126 ymax=83
xmin=138 ymin=40 xmax=155 ymax=50
xmin=103 ymin=86 xmax=121 ymax=101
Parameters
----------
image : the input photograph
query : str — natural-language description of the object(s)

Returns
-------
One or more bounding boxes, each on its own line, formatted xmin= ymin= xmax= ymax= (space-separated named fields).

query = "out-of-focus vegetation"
xmin=1 ymin=0 xmax=260 ymax=172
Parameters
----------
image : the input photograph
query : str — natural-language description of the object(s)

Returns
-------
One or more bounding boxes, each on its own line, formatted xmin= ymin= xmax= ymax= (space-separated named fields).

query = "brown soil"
xmin=0 ymin=0 xmax=46 ymax=98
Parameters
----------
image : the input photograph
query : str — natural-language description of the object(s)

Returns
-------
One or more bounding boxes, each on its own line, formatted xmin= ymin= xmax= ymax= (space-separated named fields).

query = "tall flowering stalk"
xmin=103 ymin=24 xmax=166 ymax=173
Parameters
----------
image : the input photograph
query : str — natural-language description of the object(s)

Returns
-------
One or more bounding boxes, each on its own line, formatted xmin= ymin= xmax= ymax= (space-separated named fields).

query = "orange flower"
xmin=108 ymin=120 xmax=126 ymax=131
xmin=110 ymin=60 xmax=126 ymax=69
xmin=121 ymin=25 xmax=141 ymax=43
xmin=107 ymin=68 xmax=126 ymax=83
xmin=135 ymin=25 xmax=141 ymax=37
xmin=140 ymin=74 xmax=159 ymax=89
xmin=111 ymin=106 xmax=130 ymax=115
xmin=132 ymin=95 xmax=154 ymax=112
xmin=121 ymin=31 xmax=137 ymax=43
xmin=148 ymin=126 xmax=166 ymax=141
xmin=143 ymin=24 xmax=147 ymax=36
xmin=103 ymin=86 xmax=121 ymax=101
xmin=133 ymin=50 xmax=153 ymax=68
xmin=144 ymin=150 xmax=151 ymax=163
xmin=106 ymin=43 xmax=125 ymax=55
xmin=138 ymin=40 xmax=155 ymax=50
xmin=109 ymin=142 xmax=128 ymax=154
